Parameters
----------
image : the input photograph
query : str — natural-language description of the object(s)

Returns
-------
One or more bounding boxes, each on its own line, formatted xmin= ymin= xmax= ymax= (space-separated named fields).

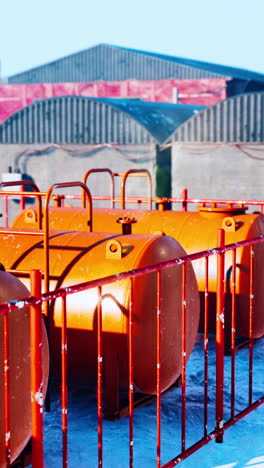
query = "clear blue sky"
xmin=1 ymin=0 xmax=264 ymax=78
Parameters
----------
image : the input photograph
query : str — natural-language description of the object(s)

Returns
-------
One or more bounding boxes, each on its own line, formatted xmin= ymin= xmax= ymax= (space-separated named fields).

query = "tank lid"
xmin=197 ymin=203 xmax=248 ymax=215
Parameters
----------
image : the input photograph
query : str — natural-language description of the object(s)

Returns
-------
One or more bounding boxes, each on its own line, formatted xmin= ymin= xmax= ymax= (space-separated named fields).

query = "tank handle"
xmin=43 ymin=182 xmax=93 ymax=317
xmin=120 ymin=169 xmax=152 ymax=210
xmin=222 ymin=217 xmax=236 ymax=232
xmin=105 ymin=239 xmax=123 ymax=260
xmin=45 ymin=181 xmax=93 ymax=232
xmin=0 ymin=179 xmax=43 ymax=229
xmin=24 ymin=208 xmax=38 ymax=224
xmin=82 ymin=168 xmax=115 ymax=208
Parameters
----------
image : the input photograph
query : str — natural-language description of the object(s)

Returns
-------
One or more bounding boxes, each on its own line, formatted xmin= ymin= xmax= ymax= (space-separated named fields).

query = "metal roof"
xmin=97 ymin=98 xmax=204 ymax=143
xmin=7 ymin=43 xmax=264 ymax=84
xmin=169 ymin=92 xmax=264 ymax=143
xmin=113 ymin=45 xmax=264 ymax=83
xmin=0 ymin=95 xmax=204 ymax=145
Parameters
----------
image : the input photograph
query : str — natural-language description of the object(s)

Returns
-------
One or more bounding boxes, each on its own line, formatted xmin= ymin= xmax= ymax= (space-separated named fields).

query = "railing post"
xmin=30 ymin=269 xmax=44 ymax=468
xmin=129 ymin=279 xmax=134 ymax=468
xmin=97 ymin=286 xmax=103 ymax=468
xmin=156 ymin=270 xmax=161 ymax=468
xmin=4 ymin=196 xmax=9 ymax=228
xmin=215 ymin=229 xmax=225 ymax=443
xmin=20 ymin=184 xmax=25 ymax=211
xmin=181 ymin=263 xmax=187 ymax=452
xmin=4 ymin=309 xmax=11 ymax=468
xmin=249 ymin=245 xmax=254 ymax=406
xmin=61 ymin=295 xmax=68 ymax=468
xmin=203 ymin=256 xmax=209 ymax=437
xmin=182 ymin=188 xmax=188 ymax=212
xmin=231 ymin=249 xmax=237 ymax=419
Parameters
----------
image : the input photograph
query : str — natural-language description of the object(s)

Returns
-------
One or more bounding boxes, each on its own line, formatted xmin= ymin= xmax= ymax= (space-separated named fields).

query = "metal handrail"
xmin=120 ymin=169 xmax=152 ymax=210
xmin=82 ymin=168 xmax=115 ymax=208
xmin=0 ymin=180 xmax=43 ymax=228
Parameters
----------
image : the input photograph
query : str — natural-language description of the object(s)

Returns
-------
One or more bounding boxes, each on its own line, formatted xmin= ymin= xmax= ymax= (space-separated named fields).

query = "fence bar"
xmin=249 ymin=245 xmax=254 ymax=406
xmin=203 ymin=256 xmax=209 ymax=437
xmin=156 ymin=270 xmax=162 ymax=468
xmin=120 ymin=169 xmax=152 ymax=210
xmin=169 ymin=196 xmax=264 ymax=209
xmin=30 ymin=269 xmax=44 ymax=468
xmin=4 ymin=196 xmax=8 ymax=228
xmin=181 ymin=189 xmax=188 ymax=212
xmin=4 ymin=310 xmax=11 ymax=468
xmin=20 ymin=185 xmax=25 ymax=211
xmin=61 ymin=295 xmax=68 ymax=468
xmin=181 ymin=263 xmax=187 ymax=452
xmin=231 ymin=249 xmax=237 ymax=419
xmin=129 ymin=279 xmax=134 ymax=468
xmin=97 ymin=286 xmax=103 ymax=468
xmin=215 ymin=229 xmax=225 ymax=443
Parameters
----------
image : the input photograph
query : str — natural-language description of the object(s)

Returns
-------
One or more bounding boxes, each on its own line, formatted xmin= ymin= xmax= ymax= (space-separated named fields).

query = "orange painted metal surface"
xmin=13 ymin=203 xmax=264 ymax=339
xmin=0 ymin=271 xmax=49 ymax=468
xmin=0 ymin=228 xmax=199 ymax=395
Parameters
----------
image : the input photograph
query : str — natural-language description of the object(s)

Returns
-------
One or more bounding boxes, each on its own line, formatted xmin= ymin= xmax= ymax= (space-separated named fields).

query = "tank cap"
xmin=197 ymin=202 xmax=248 ymax=215
xmin=52 ymin=194 xmax=65 ymax=207
xmin=156 ymin=198 xmax=169 ymax=211
xmin=116 ymin=217 xmax=137 ymax=235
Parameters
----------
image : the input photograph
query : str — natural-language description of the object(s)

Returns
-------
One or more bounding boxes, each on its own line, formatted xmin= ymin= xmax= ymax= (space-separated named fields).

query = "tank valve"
xmin=156 ymin=198 xmax=169 ymax=211
xmin=52 ymin=194 xmax=65 ymax=207
xmin=116 ymin=217 xmax=137 ymax=235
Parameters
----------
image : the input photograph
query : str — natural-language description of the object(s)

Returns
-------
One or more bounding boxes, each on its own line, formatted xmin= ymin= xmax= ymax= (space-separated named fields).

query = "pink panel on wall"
xmin=76 ymin=82 xmax=97 ymax=97
xmin=0 ymin=79 xmax=227 ymax=123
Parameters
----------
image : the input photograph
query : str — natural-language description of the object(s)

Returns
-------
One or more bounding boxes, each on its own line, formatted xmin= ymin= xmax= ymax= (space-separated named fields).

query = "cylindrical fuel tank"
xmin=0 ymin=228 xmax=199 ymax=395
xmin=0 ymin=270 xmax=49 ymax=468
xmin=12 ymin=204 xmax=264 ymax=338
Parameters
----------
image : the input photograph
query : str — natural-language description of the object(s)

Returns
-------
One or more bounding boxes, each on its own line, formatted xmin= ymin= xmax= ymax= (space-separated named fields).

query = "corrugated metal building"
xmin=6 ymin=44 xmax=264 ymax=98
xmin=168 ymin=92 xmax=264 ymax=143
xmin=0 ymin=96 xmax=203 ymax=201
xmin=0 ymin=96 xmax=203 ymax=144
xmin=168 ymin=92 xmax=264 ymax=202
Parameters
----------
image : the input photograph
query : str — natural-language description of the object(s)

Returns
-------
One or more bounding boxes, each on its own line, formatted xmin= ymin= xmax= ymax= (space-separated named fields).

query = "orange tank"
xmin=0 ymin=270 xmax=49 ymax=468
xmin=0 ymin=228 xmax=199 ymax=395
xmin=12 ymin=204 xmax=264 ymax=339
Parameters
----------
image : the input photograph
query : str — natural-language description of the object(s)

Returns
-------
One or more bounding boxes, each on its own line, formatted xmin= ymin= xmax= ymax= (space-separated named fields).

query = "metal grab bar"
xmin=44 ymin=181 xmax=93 ymax=317
xmin=120 ymin=169 xmax=152 ymax=210
xmin=0 ymin=180 xmax=43 ymax=229
xmin=82 ymin=168 xmax=115 ymax=208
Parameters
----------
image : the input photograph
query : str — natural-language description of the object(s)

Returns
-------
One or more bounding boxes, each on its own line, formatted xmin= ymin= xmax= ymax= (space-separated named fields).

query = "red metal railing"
xmin=4 ymin=306 xmax=11 ymax=468
xmin=2 ymin=184 xmax=264 ymax=231
xmin=170 ymin=188 xmax=264 ymax=212
xmin=0 ymin=231 xmax=263 ymax=467
xmin=30 ymin=270 xmax=44 ymax=467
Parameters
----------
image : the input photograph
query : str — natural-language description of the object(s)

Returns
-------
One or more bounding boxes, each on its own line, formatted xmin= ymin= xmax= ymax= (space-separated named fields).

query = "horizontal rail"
xmin=2 ymin=187 xmax=264 ymax=216
xmin=170 ymin=196 xmax=264 ymax=206
xmin=0 ymin=234 xmax=263 ymax=314
xmin=162 ymin=396 xmax=264 ymax=468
